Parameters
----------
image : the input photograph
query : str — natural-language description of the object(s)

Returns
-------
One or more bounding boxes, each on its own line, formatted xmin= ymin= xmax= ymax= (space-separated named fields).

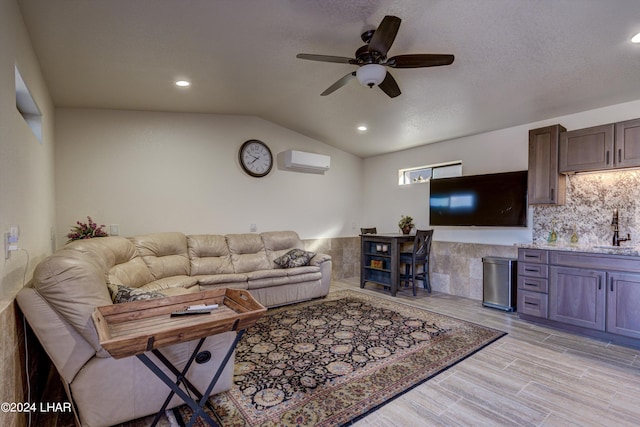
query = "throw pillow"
xmin=274 ymin=249 xmax=316 ymax=268
xmin=109 ymin=284 xmax=166 ymax=304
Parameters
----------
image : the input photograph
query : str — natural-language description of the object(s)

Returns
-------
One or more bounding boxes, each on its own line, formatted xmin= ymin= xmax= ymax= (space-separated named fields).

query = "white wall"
xmin=0 ymin=0 xmax=55 ymax=305
xmin=1 ymin=3 xmax=56 ymax=423
xmin=363 ymin=99 xmax=640 ymax=245
xmin=55 ymin=108 xmax=363 ymax=242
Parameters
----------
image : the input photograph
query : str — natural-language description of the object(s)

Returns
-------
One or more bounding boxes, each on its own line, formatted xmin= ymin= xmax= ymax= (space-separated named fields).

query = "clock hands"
xmin=248 ymin=155 xmax=260 ymax=164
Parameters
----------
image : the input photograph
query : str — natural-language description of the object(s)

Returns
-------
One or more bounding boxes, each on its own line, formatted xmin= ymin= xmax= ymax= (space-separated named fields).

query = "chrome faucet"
xmin=612 ymin=208 xmax=631 ymax=246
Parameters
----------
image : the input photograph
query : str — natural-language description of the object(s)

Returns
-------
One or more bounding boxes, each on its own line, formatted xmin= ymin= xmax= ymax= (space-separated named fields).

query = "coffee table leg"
xmin=137 ymin=352 xmax=219 ymax=426
xmin=152 ymin=337 xmax=207 ymax=425
xmin=137 ymin=329 xmax=246 ymax=427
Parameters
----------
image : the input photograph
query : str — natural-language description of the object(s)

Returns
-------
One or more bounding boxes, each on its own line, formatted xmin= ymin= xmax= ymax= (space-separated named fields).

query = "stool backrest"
xmin=413 ymin=229 xmax=434 ymax=258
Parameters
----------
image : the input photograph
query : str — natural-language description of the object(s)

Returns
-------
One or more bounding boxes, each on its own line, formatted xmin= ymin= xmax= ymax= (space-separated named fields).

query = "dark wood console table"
xmin=360 ymin=233 xmax=414 ymax=296
xmin=92 ymin=288 xmax=266 ymax=426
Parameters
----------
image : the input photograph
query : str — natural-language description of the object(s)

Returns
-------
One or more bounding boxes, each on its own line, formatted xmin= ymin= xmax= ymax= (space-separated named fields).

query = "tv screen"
xmin=429 ymin=171 xmax=528 ymax=227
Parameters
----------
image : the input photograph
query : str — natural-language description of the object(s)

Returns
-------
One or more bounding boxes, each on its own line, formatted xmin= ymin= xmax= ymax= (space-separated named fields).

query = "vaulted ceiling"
xmin=18 ymin=0 xmax=640 ymax=158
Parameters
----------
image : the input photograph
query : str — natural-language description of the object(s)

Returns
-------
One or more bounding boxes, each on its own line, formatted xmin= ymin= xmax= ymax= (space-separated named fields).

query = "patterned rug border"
xmin=176 ymin=289 xmax=507 ymax=426
xmin=322 ymin=290 xmax=508 ymax=425
xmin=341 ymin=295 xmax=506 ymax=425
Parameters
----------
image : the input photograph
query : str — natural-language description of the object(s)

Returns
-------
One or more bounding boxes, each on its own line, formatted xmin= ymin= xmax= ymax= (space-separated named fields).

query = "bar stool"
xmin=399 ymin=229 xmax=433 ymax=296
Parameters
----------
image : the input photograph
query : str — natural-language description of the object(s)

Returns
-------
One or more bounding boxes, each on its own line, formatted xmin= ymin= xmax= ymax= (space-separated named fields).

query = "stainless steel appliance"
xmin=482 ymin=257 xmax=517 ymax=311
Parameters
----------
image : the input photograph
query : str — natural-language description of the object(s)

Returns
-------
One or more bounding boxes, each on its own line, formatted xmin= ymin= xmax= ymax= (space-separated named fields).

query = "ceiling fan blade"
xmin=378 ymin=71 xmax=401 ymax=98
xmin=368 ymin=15 xmax=401 ymax=56
xmin=296 ymin=53 xmax=357 ymax=64
xmin=387 ymin=54 xmax=455 ymax=68
xmin=321 ymin=72 xmax=356 ymax=96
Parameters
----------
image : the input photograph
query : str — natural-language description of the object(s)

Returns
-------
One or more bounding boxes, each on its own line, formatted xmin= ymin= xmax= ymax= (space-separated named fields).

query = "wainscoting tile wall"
xmin=303 ymin=237 xmax=360 ymax=280
xmin=306 ymin=237 xmax=517 ymax=301
xmin=430 ymin=241 xmax=517 ymax=300
xmin=0 ymin=303 xmax=26 ymax=427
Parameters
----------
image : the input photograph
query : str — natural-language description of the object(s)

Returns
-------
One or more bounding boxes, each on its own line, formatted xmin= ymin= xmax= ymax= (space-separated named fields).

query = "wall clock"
xmin=239 ymin=139 xmax=273 ymax=177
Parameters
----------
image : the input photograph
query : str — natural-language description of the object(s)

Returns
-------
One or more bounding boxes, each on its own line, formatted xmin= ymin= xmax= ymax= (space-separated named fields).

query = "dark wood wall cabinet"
xmin=517 ymin=248 xmax=640 ymax=347
xmin=559 ymin=118 xmax=640 ymax=174
xmin=528 ymin=124 xmax=566 ymax=205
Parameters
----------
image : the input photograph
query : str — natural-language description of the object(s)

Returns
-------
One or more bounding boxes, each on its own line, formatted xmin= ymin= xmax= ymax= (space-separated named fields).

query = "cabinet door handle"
xmin=598 ymin=276 xmax=602 ymax=290
xmin=606 ymin=150 xmax=610 ymax=164
xmin=618 ymin=148 xmax=622 ymax=163
xmin=525 ymin=268 xmax=539 ymax=272
xmin=550 ymin=188 xmax=554 ymax=200
xmin=610 ymin=279 xmax=614 ymax=292
xmin=524 ymin=254 xmax=538 ymax=258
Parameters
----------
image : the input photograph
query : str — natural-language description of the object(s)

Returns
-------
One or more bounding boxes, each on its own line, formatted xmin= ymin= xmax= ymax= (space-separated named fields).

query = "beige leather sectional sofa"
xmin=16 ymin=230 xmax=331 ymax=427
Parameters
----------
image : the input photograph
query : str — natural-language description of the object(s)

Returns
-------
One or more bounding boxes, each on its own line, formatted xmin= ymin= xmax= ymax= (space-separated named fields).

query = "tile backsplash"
xmin=533 ymin=170 xmax=640 ymax=246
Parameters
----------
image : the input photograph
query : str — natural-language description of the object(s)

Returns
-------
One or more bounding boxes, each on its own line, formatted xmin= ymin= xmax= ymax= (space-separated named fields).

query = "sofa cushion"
xmin=67 ymin=237 xmax=155 ymax=288
xmin=108 ymin=284 xmax=166 ymax=304
xmin=284 ymin=265 xmax=322 ymax=277
xmin=136 ymin=276 xmax=199 ymax=293
xmin=261 ymin=231 xmax=305 ymax=266
xmin=187 ymin=234 xmax=234 ymax=275
xmin=194 ymin=273 xmax=248 ymax=286
xmin=130 ymin=232 xmax=190 ymax=279
xmin=246 ymin=268 xmax=322 ymax=290
xmin=108 ymin=257 xmax=157 ymax=289
xmin=226 ymin=233 xmax=271 ymax=273
xmin=274 ymin=249 xmax=316 ymax=268
xmin=246 ymin=269 xmax=289 ymax=280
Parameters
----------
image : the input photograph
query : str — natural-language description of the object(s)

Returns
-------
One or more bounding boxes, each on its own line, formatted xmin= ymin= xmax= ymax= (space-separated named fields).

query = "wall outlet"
xmin=250 ymin=224 xmax=257 ymax=232
xmin=110 ymin=224 xmax=120 ymax=236
xmin=5 ymin=231 xmax=19 ymax=259
xmin=8 ymin=225 xmax=19 ymax=243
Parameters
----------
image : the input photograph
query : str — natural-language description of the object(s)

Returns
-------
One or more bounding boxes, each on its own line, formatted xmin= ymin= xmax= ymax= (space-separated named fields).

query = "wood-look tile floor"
xmin=37 ymin=278 xmax=640 ymax=426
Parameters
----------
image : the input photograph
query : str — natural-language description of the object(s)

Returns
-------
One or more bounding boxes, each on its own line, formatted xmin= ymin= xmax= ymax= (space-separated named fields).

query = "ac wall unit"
xmin=283 ymin=150 xmax=330 ymax=172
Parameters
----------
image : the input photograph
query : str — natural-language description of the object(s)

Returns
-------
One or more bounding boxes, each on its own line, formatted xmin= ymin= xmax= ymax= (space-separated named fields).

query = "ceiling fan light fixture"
xmin=356 ymin=64 xmax=386 ymax=88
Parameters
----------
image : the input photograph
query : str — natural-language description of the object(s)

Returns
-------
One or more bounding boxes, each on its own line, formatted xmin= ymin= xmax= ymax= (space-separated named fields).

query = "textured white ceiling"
xmin=17 ymin=0 xmax=640 ymax=158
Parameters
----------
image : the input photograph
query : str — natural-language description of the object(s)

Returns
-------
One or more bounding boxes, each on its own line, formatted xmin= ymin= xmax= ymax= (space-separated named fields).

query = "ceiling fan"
xmin=296 ymin=15 xmax=454 ymax=98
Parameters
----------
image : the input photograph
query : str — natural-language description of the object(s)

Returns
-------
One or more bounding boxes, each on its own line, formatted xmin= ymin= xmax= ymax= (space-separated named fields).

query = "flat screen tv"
xmin=429 ymin=170 xmax=528 ymax=227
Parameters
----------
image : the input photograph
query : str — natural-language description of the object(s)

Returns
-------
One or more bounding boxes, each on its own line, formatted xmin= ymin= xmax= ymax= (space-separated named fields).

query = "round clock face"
xmin=239 ymin=139 xmax=273 ymax=177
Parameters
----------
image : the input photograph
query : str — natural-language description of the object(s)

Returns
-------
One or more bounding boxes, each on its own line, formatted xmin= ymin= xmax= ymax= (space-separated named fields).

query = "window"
xmin=15 ymin=65 xmax=42 ymax=143
xmin=398 ymin=161 xmax=462 ymax=185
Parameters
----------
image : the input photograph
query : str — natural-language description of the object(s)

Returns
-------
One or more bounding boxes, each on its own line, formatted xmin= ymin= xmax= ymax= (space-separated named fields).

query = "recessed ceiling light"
xmin=357 ymin=125 xmax=368 ymax=131
xmin=175 ymin=80 xmax=191 ymax=87
xmin=632 ymin=32 xmax=640 ymax=43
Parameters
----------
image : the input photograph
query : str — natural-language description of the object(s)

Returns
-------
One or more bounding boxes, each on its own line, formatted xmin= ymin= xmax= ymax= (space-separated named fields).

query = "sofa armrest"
xmin=309 ymin=253 xmax=332 ymax=294
xmin=309 ymin=253 xmax=331 ymax=266
xmin=16 ymin=286 xmax=96 ymax=384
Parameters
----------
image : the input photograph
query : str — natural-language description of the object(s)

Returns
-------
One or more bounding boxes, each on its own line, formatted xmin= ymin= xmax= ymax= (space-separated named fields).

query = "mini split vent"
xmin=283 ymin=150 xmax=331 ymax=173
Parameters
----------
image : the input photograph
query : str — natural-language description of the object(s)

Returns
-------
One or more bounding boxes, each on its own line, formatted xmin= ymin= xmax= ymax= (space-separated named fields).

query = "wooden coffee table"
xmin=92 ymin=288 xmax=266 ymax=426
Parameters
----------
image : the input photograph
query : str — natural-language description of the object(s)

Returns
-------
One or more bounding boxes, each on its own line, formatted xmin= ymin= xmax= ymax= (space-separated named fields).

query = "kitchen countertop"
xmin=518 ymin=243 xmax=640 ymax=256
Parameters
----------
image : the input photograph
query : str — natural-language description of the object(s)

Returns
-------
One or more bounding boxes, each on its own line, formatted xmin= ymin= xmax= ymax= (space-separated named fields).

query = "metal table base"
xmin=137 ymin=329 xmax=245 ymax=427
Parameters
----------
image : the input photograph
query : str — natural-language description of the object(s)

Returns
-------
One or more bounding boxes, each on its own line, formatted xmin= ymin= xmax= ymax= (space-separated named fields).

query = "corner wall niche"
xmin=15 ymin=66 xmax=42 ymax=143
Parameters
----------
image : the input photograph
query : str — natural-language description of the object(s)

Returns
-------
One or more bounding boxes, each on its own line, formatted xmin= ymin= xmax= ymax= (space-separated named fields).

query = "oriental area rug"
xmin=174 ymin=290 xmax=506 ymax=426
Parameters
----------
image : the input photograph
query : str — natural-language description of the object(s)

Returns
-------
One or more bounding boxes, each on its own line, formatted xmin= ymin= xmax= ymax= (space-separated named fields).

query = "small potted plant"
xmin=67 ymin=216 xmax=108 ymax=243
xmin=398 ymin=215 xmax=414 ymax=235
